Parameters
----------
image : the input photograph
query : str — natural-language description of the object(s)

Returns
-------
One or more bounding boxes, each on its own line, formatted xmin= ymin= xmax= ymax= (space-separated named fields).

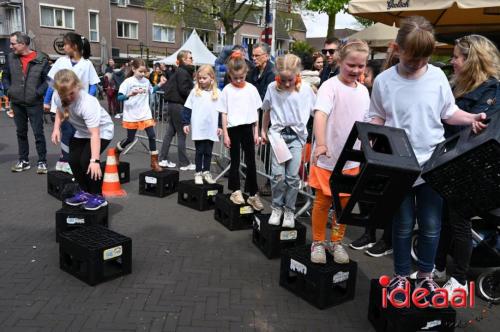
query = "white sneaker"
xmin=311 ymin=242 xmax=326 ymax=264
xmin=194 ymin=172 xmax=203 ymax=185
xmin=410 ymin=268 xmax=446 ymax=280
xmin=114 ymin=114 xmax=121 ymax=119
xmin=159 ymin=160 xmax=176 ymax=168
xmin=268 ymin=207 xmax=283 ymax=226
xmin=180 ymin=163 xmax=196 ymax=171
xmin=327 ymin=242 xmax=349 ymax=264
xmin=202 ymin=171 xmax=215 ymax=184
xmin=55 ymin=161 xmax=64 ymax=171
xmin=282 ymin=209 xmax=295 ymax=228
xmin=60 ymin=161 xmax=73 ymax=175
xmin=442 ymin=277 xmax=468 ymax=302
xmin=230 ymin=190 xmax=245 ymax=205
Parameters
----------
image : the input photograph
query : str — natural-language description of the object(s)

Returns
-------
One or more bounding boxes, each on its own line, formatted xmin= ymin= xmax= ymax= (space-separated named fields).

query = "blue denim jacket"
xmin=445 ymin=78 xmax=500 ymax=137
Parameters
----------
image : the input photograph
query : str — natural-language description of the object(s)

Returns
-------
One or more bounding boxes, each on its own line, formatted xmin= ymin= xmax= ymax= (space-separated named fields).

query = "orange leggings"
xmin=312 ymin=189 xmax=350 ymax=242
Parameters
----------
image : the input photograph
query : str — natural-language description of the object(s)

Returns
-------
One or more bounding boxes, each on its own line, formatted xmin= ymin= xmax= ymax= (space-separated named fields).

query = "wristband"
xmin=90 ymin=159 xmax=100 ymax=164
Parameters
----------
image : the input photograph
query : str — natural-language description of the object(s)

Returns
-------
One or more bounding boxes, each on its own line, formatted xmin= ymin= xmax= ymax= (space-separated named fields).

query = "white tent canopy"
xmin=348 ymin=22 xmax=399 ymax=48
xmin=157 ymin=30 xmax=216 ymax=66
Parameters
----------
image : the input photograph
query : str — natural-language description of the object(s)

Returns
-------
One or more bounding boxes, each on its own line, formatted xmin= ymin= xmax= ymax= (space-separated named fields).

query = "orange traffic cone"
xmin=102 ymin=148 xmax=127 ymax=198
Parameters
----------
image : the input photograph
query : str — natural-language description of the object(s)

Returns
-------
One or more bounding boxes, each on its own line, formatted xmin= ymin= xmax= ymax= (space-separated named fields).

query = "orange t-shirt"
xmin=20 ymin=51 xmax=37 ymax=75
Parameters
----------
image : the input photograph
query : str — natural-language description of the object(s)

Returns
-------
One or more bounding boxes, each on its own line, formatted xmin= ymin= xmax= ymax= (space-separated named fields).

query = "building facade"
xmin=1 ymin=0 xmax=307 ymax=69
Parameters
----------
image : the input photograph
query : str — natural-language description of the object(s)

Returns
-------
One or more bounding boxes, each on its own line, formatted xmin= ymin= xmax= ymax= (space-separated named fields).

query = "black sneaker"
xmin=366 ymin=239 xmax=393 ymax=257
xmin=349 ymin=233 xmax=376 ymax=250
xmin=415 ymin=277 xmax=446 ymax=306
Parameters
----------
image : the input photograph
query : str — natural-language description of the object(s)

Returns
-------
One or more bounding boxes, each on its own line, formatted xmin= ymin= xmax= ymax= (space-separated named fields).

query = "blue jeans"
xmin=270 ymin=129 xmax=303 ymax=211
xmin=393 ymin=183 xmax=443 ymax=276
xmin=60 ymin=121 xmax=76 ymax=162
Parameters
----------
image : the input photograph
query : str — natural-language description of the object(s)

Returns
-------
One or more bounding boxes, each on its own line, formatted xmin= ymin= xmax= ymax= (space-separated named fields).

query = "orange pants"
xmin=312 ymin=189 xmax=350 ymax=242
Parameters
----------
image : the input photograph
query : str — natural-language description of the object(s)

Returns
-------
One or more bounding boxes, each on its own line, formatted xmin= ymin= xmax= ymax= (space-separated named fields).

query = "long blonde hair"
xmin=53 ymin=69 xmax=83 ymax=120
xmin=275 ymin=54 xmax=302 ymax=92
xmin=452 ymin=35 xmax=500 ymax=98
xmin=194 ymin=65 xmax=218 ymax=100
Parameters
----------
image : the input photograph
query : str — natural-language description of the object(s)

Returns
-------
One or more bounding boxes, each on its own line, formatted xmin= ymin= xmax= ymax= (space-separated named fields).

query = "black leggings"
xmin=195 ymin=140 xmax=214 ymax=172
xmin=227 ymin=124 xmax=258 ymax=196
xmin=69 ymin=137 xmax=111 ymax=194
xmin=120 ymin=127 xmax=156 ymax=151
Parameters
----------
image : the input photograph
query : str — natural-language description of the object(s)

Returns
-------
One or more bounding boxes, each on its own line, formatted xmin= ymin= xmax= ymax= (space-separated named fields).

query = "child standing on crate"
xmin=219 ymin=52 xmax=264 ymax=211
xmin=116 ymin=59 xmax=166 ymax=172
xmin=310 ymin=40 xmax=371 ymax=265
xmin=260 ymin=54 xmax=316 ymax=228
xmin=182 ymin=65 xmax=222 ymax=185
xmin=367 ymin=16 xmax=487 ymax=304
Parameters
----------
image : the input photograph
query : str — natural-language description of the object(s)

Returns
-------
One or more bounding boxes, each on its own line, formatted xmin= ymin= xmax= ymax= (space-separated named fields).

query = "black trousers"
xmin=121 ymin=126 xmax=156 ymax=151
xmin=12 ymin=103 xmax=47 ymax=162
xmin=227 ymin=124 xmax=258 ymax=196
xmin=69 ymin=137 xmax=111 ymax=194
xmin=435 ymin=204 xmax=472 ymax=284
xmin=365 ymin=220 xmax=393 ymax=245
xmin=194 ymin=140 xmax=214 ymax=172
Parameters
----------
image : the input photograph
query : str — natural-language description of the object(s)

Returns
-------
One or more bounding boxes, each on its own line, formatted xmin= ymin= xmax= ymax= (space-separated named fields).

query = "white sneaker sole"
xmin=349 ymin=242 xmax=376 ymax=250
xmin=84 ymin=200 xmax=108 ymax=211
xmin=365 ymin=249 xmax=393 ymax=258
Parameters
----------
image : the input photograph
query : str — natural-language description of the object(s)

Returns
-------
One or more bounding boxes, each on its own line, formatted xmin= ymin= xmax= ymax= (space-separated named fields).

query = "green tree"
xmin=146 ymin=0 xmax=262 ymax=44
xmin=290 ymin=40 xmax=314 ymax=58
xmin=303 ymin=0 xmax=350 ymax=38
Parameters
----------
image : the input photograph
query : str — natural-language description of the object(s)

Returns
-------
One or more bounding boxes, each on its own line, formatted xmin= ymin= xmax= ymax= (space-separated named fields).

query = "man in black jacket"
xmin=159 ymin=50 xmax=195 ymax=169
xmin=3 ymin=32 xmax=49 ymax=174
xmin=319 ymin=37 xmax=340 ymax=86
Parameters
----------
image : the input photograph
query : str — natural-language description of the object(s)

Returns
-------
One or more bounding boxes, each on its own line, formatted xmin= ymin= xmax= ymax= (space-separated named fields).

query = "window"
xmin=117 ymin=0 xmax=129 ymax=7
xmin=285 ymin=18 xmax=293 ymax=31
xmin=153 ymin=24 xmax=175 ymax=43
xmin=89 ymin=11 xmax=99 ymax=42
xmin=40 ymin=4 xmax=74 ymax=29
xmin=277 ymin=40 xmax=284 ymax=50
xmin=242 ymin=36 xmax=258 ymax=46
xmin=217 ymin=32 xmax=225 ymax=46
xmin=117 ymin=20 xmax=138 ymax=39
xmin=198 ymin=31 xmax=210 ymax=46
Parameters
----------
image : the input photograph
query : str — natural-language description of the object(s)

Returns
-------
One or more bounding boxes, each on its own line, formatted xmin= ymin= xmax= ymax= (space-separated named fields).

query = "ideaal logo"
xmin=379 ymin=275 xmax=475 ymax=309
xmin=387 ymin=0 xmax=410 ymax=10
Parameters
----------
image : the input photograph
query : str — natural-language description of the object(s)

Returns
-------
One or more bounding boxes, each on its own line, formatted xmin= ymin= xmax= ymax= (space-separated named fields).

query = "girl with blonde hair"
xmin=182 ymin=65 xmax=222 ymax=184
xmin=261 ymin=54 xmax=316 ymax=228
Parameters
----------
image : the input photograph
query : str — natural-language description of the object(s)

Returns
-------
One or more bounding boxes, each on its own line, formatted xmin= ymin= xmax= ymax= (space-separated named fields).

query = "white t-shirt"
xmin=184 ymin=89 xmax=221 ymax=141
xmin=367 ymin=64 xmax=458 ymax=166
xmin=54 ymin=90 xmax=114 ymax=140
xmin=119 ymin=76 xmax=154 ymax=122
xmin=218 ymin=83 xmax=261 ymax=128
xmin=261 ymin=81 xmax=316 ymax=144
xmin=314 ymin=76 xmax=370 ymax=171
xmin=48 ymin=56 xmax=100 ymax=93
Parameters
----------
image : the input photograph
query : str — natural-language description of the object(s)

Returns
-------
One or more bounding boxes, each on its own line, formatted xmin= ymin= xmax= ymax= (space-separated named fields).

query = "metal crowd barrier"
xmin=134 ymin=91 xmax=315 ymax=218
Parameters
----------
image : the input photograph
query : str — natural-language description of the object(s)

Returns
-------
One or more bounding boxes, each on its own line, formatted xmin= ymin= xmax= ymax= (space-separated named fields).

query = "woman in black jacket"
xmin=159 ymin=50 xmax=195 ymax=169
xmin=437 ymin=34 xmax=499 ymax=297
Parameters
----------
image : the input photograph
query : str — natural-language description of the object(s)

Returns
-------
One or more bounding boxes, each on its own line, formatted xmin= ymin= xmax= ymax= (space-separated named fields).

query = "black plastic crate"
xmin=177 ymin=180 xmax=224 ymax=211
xmin=139 ymin=170 xmax=179 ymax=198
xmin=422 ymin=112 xmax=500 ymax=219
xmin=279 ymin=244 xmax=357 ymax=309
xmin=101 ymin=161 xmax=130 ymax=184
xmin=47 ymin=171 xmax=75 ymax=201
xmin=59 ymin=225 xmax=132 ymax=286
xmin=331 ymin=122 xmax=421 ymax=229
xmin=213 ymin=193 xmax=254 ymax=231
xmin=368 ymin=279 xmax=456 ymax=332
xmin=55 ymin=205 xmax=109 ymax=242
xmin=252 ymin=214 xmax=307 ymax=259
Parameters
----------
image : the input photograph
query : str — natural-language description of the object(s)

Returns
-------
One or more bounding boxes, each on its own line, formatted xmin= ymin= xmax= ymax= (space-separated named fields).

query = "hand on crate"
xmin=472 ymin=112 xmax=488 ymax=134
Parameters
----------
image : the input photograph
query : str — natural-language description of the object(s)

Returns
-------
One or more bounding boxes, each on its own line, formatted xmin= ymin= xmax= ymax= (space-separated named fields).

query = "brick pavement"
xmin=0 ymin=114 xmax=498 ymax=332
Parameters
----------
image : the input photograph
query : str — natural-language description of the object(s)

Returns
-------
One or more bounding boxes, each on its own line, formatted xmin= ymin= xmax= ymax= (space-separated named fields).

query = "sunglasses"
xmin=321 ymin=48 xmax=336 ymax=55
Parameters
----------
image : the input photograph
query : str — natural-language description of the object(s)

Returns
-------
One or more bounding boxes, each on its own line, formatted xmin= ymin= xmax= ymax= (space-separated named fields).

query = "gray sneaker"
xmin=11 ymin=160 xmax=30 ymax=172
xmin=36 ymin=162 xmax=48 ymax=174
xmin=327 ymin=242 xmax=350 ymax=264
xmin=310 ymin=241 xmax=326 ymax=264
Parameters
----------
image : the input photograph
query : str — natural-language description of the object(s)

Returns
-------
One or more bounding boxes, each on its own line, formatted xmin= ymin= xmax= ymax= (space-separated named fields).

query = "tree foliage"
xmin=301 ymin=0 xmax=350 ymax=38
xmin=290 ymin=40 xmax=314 ymax=57
xmin=146 ymin=0 xmax=263 ymax=44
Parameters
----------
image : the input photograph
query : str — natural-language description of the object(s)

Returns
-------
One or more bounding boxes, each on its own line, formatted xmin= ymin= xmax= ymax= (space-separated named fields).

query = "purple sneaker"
xmin=84 ymin=194 xmax=108 ymax=211
xmin=65 ymin=191 xmax=92 ymax=206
